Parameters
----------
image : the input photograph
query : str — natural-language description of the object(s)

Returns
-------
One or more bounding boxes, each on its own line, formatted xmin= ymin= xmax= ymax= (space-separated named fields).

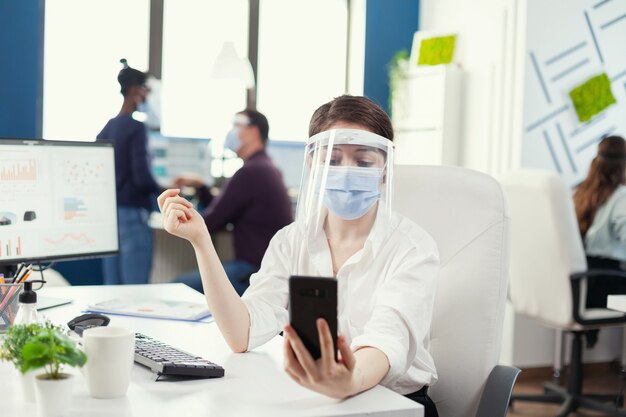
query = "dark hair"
xmin=240 ymin=109 xmax=269 ymax=143
xmin=308 ymin=95 xmax=393 ymax=140
xmin=117 ymin=58 xmax=147 ymax=97
xmin=573 ymin=135 xmax=626 ymax=237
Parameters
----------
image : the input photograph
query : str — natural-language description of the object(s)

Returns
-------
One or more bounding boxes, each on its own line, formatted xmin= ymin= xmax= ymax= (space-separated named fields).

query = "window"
xmin=160 ymin=0 xmax=249 ymax=177
xmin=257 ymin=0 xmax=349 ymax=141
xmin=43 ymin=0 xmax=150 ymax=141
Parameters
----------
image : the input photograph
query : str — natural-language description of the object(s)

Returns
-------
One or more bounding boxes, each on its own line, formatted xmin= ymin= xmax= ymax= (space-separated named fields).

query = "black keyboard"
xmin=134 ymin=332 xmax=225 ymax=378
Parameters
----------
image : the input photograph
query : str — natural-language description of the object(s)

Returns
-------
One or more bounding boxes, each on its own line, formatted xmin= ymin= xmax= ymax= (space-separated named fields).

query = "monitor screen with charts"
xmin=0 ymin=139 xmax=118 ymax=264
xmin=266 ymin=140 xmax=304 ymax=191
xmin=148 ymin=133 xmax=213 ymax=188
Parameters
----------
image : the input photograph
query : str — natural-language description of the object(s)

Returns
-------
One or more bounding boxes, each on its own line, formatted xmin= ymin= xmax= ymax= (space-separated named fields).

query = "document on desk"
xmin=86 ymin=297 xmax=212 ymax=322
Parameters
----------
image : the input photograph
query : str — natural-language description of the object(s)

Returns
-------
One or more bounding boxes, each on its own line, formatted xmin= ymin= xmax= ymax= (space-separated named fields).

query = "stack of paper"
xmin=87 ymin=297 xmax=212 ymax=321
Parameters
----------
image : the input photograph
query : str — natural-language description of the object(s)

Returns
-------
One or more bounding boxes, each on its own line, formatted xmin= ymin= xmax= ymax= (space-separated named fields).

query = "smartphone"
xmin=288 ymin=275 xmax=338 ymax=360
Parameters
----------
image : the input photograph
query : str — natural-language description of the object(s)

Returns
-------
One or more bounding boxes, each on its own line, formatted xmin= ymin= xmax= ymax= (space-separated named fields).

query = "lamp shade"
xmin=211 ymin=41 xmax=255 ymax=89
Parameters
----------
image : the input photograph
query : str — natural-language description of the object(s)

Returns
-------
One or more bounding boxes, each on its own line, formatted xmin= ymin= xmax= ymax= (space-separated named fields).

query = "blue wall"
xmin=364 ymin=0 xmax=419 ymax=114
xmin=0 ymin=1 xmax=104 ymax=284
xmin=0 ymin=0 xmax=43 ymax=138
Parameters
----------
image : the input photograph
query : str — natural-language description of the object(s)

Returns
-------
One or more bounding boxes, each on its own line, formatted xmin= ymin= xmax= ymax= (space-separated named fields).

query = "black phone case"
xmin=288 ymin=275 xmax=337 ymax=360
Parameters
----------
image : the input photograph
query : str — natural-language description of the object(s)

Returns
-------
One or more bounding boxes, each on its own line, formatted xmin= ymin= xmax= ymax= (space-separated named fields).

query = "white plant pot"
xmin=18 ymin=368 xmax=40 ymax=402
xmin=34 ymin=373 xmax=74 ymax=417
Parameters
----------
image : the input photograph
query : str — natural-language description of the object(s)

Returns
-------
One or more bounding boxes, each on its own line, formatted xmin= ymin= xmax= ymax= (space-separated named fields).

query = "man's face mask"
xmin=322 ymin=166 xmax=382 ymax=220
xmin=224 ymin=127 xmax=242 ymax=153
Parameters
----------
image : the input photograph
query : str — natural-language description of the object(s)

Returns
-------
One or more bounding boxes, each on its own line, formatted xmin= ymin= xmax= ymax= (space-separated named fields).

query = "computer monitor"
xmin=266 ymin=140 xmax=305 ymax=191
xmin=148 ymin=132 xmax=213 ymax=188
xmin=0 ymin=139 xmax=118 ymax=267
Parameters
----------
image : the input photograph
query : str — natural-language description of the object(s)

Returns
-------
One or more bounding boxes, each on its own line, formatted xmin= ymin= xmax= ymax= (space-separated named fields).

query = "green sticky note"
xmin=569 ymin=73 xmax=616 ymax=122
xmin=418 ymin=35 xmax=457 ymax=66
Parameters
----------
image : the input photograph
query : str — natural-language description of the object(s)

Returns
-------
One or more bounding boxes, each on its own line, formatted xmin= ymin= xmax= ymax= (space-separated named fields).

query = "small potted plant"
xmin=21 ymin=325 xmax=87 ymax=417
xmin=0 ymin=322 xmax=52 ymax=402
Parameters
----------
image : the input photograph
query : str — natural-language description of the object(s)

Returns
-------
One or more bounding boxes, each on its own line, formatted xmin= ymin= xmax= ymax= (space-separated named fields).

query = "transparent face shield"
xmin=295 ymin=129 xmax=394 ymax=235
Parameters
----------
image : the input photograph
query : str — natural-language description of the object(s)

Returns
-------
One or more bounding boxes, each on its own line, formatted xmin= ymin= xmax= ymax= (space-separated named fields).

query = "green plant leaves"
xmin=1 ymin=323 xmax=86 ymax=378
xmin=1 ymin=322 xmax=53 ymax=373
xmin=21 ymin=342 xmax=50 ymax=373
xmin=388 ymin=49 xmax=410 ymax=115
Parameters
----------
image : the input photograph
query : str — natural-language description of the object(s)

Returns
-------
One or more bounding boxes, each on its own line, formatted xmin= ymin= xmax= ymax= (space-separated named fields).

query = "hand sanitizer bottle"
xmin=14 ymin=280 xmax=46 ymax=326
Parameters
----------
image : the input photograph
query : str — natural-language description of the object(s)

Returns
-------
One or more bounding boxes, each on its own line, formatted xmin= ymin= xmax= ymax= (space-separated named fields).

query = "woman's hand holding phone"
xmin=283 ymin=318 xmax=361 ymax=399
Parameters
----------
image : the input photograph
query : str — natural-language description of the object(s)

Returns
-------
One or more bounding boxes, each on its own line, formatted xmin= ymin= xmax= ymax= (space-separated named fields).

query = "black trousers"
xmin=584 ymin=256 xmax=626 ymax=347
xmin=585 ymin=256 xmax=626 ymax=308
xmin=405 ymin=386 xmax=439 ymax=417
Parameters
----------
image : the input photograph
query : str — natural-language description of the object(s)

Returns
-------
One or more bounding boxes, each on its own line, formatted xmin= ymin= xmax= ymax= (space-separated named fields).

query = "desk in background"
xmin=1 ymin=284 xmax=423 ymax=417
xmin=149 ymin=212 xmax=234 ymax=284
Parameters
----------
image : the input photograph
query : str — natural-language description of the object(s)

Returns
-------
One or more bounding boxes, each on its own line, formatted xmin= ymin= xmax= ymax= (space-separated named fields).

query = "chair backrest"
xmin=394 ymin=165 xmax=510 ymax=417
xmin=498 ymin=169 xmax=587 ymax=328
xmin=41 ymin=268 xmax=70 ymax=287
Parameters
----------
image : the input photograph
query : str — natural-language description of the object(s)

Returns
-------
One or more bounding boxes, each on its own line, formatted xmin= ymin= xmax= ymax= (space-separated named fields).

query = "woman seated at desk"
xmin=158 ymin=95 xmax=440 ymax=416
xmin=574 ymin=135 xmax=626 ymax=315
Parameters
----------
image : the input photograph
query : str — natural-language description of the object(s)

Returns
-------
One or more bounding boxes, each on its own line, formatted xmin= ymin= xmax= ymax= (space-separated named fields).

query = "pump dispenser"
xmin=13 ymin=280 xmax=46 ymax=326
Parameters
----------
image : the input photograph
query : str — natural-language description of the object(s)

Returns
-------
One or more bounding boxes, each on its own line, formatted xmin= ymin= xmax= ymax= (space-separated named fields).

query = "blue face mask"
xmin=224 ymin=128 xmax=242 ymax=153
xmin=323 ymin=166 xmax=382 ymax=220
xmin=137 ymin=100 xmax=149 ymax=114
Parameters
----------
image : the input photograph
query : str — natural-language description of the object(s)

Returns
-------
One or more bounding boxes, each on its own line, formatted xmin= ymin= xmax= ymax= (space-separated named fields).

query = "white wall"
xmin=420 ymin=0 xmax=624 ymax=368
xmin=420 ymin=0 xmax=519 ymax=174
xmin=520 ymin=0 xmax=626 ymax=187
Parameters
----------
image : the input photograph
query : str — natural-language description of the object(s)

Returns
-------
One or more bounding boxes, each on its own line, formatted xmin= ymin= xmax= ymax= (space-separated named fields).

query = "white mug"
xmin=82 ymin=326 xmax=135 ymax=399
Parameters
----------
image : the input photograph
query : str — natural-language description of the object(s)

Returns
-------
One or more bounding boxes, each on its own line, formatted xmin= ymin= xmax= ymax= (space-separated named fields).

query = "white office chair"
xmin=394 ymin=165 xmax=519 ymax=417
xmin=500 ymin=169 xmax=626 ymax=416
xmin=39 ymin=268 xmax=70 ymax=287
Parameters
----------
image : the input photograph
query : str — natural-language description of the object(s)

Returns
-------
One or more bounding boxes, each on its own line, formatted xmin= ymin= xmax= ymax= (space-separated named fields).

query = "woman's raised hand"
xmin=157 ymin=189 xmax=207 ymax=245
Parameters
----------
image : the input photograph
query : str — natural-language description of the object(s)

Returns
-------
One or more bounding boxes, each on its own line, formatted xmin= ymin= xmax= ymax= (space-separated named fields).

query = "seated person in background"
xmin=97 ymin=59 xmax=161 ymax=285
xmin=158 ymin=95 xmax=440 ymax=416
xmin=173 ymin=109 xmax=293 ymax=295
xmin=573 ymin=135 xmax=626 ymax=310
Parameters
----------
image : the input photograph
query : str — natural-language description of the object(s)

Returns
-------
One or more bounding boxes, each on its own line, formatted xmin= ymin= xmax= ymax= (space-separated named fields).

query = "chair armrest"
xmin=475 ymin=365 xmax=521 ymax=417
xmin=570 ymin=271 xmax=626 ymax=325
xmin=571 ymin=269 xmax=626 ymax=281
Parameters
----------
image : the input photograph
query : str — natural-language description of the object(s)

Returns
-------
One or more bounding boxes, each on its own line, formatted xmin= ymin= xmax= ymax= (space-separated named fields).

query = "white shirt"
xmin=242 ymin=209 xmax=440 ymax=395
xmin=585 ymin=185 xmax=626 ymax=262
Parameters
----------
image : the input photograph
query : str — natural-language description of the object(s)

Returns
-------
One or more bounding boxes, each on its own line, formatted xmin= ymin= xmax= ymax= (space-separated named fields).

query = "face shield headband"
xmin=297 ymin=129 xmax=394 ymax=228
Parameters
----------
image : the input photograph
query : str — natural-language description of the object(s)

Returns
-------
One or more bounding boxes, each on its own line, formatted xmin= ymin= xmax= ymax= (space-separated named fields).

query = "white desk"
xmin=608 ymin=295 xmax=626 ymax=313
xmin=1 ymin=284 xmax=422 ymax=417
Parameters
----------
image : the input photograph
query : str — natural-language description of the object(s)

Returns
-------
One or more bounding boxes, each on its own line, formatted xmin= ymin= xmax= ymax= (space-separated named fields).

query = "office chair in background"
xmin=395 ymin=165 xmax=519 ymax=417
xmin=500 ymin=169 xmax=626 ymax=417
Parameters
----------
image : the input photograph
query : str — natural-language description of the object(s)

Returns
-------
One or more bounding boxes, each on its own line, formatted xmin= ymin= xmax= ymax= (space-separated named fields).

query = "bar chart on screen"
xmin=0 ymin=158 xmax=37 ymax=181
xmin=63 ymin=197 xmax=89 ymax=221
xmin=0 ymin=237 xmax=24 ymax=258
xmin=0 ymin=156 xmax=43 ymax=195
